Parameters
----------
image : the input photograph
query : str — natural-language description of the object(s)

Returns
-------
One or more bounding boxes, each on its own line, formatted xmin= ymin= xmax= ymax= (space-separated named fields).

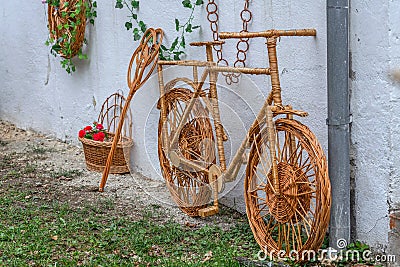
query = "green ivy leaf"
xmin=180 ymin=36 xmax=185 ymax=48
xmin=182 ymin=0 xmax=192 ymax=8
xmin=51 ymin=44 xmax=62 ymax=52
xmin=173 ymin=51 xmax=185 ymax=60
xmin=115 ymin=0 xmax=123 ymax=9
xmin=132 ymin=13 xmax=137 ymax=20
xmin=131 ymin=0 xmax=139 ymax=9
xmin=175 ymin=19 xmax=179 ymax=32
xmin=133 ymin=28 xmax=141 ymax=41
xmin=134 ymin=33 xmax=141 ymax=41
xmin=195 ymin=0 xmax=204 ymax=5
xmin=138 ymin=20 xmax=146 ymax=33
xmin=93 ymin=1 xmax=97 ymax=8
xmin=159 ymin=48 xmax=169 ymax=60
xmin=185 ymin=23 xmax=192 ymax=33
xmin=125 ymin=21 xmax=133 ymax=30
xmin=170 ymin=37 xmax=179 ymax=51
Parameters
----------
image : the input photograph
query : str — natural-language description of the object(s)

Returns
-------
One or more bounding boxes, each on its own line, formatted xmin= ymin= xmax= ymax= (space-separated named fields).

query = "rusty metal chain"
xmin=206 ymin=1 xmax=227 ymax=66
xmin=206 ymin=0 xmax=252 ymax=84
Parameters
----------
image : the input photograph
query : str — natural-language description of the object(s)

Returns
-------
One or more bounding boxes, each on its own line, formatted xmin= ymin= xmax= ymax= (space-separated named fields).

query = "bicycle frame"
xmin=157 ymin=29 xmax=316 ymax=216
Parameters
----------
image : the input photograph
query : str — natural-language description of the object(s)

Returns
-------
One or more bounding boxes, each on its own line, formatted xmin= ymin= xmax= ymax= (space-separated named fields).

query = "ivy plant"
xmin=45 ymin=0 xmax=97 ymax=74
xmin=115 ymin=0 xmax=204 ymax=60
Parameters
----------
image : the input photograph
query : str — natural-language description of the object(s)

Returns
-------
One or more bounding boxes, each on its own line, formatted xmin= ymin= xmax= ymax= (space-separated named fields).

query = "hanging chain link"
xmin=206 ymin=0 xmax=253 ymax=84
xmin=206 ymin=1 xmax=227 ymax=66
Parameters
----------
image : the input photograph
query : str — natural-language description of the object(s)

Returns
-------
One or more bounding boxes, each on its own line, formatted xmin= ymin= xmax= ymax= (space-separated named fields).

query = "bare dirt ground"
xmin=0 ymin=120 xmax=246 ymax=229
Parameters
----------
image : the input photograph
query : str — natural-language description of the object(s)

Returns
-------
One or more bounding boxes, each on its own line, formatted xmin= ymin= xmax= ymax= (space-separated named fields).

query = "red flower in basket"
xmin=96 ymin=123 xmax=104 ymax=130
xmin=78 ymin=122 xmax=108 ymax=142
xmin=93 ymin=132 xmax=105 ymax=142
xmin=78 ymin=130 xmax=86 ymax=138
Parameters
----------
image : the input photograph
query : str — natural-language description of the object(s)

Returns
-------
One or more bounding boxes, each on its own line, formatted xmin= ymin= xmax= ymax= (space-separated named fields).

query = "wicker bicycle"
xmin=156 ymin=29 xmax=331 ymax=258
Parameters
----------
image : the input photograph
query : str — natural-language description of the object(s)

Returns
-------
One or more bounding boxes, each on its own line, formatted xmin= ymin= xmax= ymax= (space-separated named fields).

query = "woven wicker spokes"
xmin=245 ymin=119 xmax=331 ymax=260
xmin=48 ymin=0 xmax=87 ymax=58
xmin=158 ymin=88 xmax=215 ymax=217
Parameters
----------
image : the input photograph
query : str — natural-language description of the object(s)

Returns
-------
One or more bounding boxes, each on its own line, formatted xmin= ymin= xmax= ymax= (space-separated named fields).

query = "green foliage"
xmin=346 ymin=240 xmax=370 ymax=252
xmin=115 ymin=0 xmax=146 ymax=42
xmin=160 ymin=0 xmax=203 ymax=60
xmin=115 ymin=0 xmax=204 ymax=60
xmin=50 ymin=169 xmax=83 ymax=179
xmin=45 ymin=0 xmax=97 ymax=74
xmin=0 ymin=190 xmax=260 ymax=266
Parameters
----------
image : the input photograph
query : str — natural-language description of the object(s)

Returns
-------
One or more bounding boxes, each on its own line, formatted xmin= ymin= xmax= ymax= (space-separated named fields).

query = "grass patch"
xmin=0 ymin=154 xmax=14 ymax=169
xmin=23 ymin=164 xmax=37 ymax=175
xmin=0 ymin=191 xmax=260 ymax=266
xmin=28 ymin=144 xmax=53 ymax=155
xmin=0 ymin=140 xmax=8 ymax=146
xmin=4 ymin=170 xmax=21 ymax=179
xmin=50 ymin=169 xmax=83 ymax=179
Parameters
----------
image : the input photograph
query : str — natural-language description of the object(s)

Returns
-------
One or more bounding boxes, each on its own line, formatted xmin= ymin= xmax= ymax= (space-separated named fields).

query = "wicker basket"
xmin=79 ymin=133 xmax=133 ymax=174
xmin=48 ymin=0 xmax=87 ymax=59
xmin=79 ymin=92 xmax=133 ymax=174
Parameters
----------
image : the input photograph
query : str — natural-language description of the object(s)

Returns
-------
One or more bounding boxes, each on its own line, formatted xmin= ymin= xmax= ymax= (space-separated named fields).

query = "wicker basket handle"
xmin=219 ymin=29 xmax=316 ymax=39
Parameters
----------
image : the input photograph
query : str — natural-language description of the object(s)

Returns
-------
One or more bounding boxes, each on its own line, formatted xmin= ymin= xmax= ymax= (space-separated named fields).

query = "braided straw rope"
xmin=158 ymin=87 xmax=215 ymax=217
xmin=245 ymin=119 xmax=331 ymax=261
xmin=48 ymin=0 xmax=87 ymax=58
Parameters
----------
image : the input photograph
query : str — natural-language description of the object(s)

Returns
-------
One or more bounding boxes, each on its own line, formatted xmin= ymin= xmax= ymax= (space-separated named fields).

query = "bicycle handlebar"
xmin=219 ymin=29 xmax=316 ymax=39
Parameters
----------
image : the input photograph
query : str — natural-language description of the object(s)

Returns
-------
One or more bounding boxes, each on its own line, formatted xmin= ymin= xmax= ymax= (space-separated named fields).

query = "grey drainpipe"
xmin=327 ymin=0 xmax=351 ymax=249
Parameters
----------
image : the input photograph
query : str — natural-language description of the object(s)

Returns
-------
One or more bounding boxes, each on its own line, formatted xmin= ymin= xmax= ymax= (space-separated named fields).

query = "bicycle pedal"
xmin=198 ymin=206 xmax=219 ymax=217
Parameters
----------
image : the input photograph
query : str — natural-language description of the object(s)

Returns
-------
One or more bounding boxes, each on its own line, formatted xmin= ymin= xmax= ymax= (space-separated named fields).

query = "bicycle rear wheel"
xmin=245 ymin=118 xmax=330 ymax=260
xmin=158 ymin=88 xmax=215 ymax=217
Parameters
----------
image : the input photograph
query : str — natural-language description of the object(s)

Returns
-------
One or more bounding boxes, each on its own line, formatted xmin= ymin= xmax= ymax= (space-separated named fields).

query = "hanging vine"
xmin=115 ymin=0 xmax=204 ymax=60
xmin=45 ymin=0 xmax=97 ymax=74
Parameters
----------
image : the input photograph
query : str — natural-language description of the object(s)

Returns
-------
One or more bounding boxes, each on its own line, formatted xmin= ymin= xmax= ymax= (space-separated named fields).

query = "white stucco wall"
xmin=0 ymin=1 xmax=327 ymax=196
xmin=1 ymin=0 xmax=398 ymax=253
xmin=350 ymin=0 xmax=400 ymax=255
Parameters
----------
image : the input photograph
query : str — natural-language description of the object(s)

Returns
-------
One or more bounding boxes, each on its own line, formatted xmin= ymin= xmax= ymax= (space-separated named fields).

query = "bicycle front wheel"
xmin=245 ymin=118 xmax=331 ymax=260
xmin=158 ymin=88 xmax=215 ymax=217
